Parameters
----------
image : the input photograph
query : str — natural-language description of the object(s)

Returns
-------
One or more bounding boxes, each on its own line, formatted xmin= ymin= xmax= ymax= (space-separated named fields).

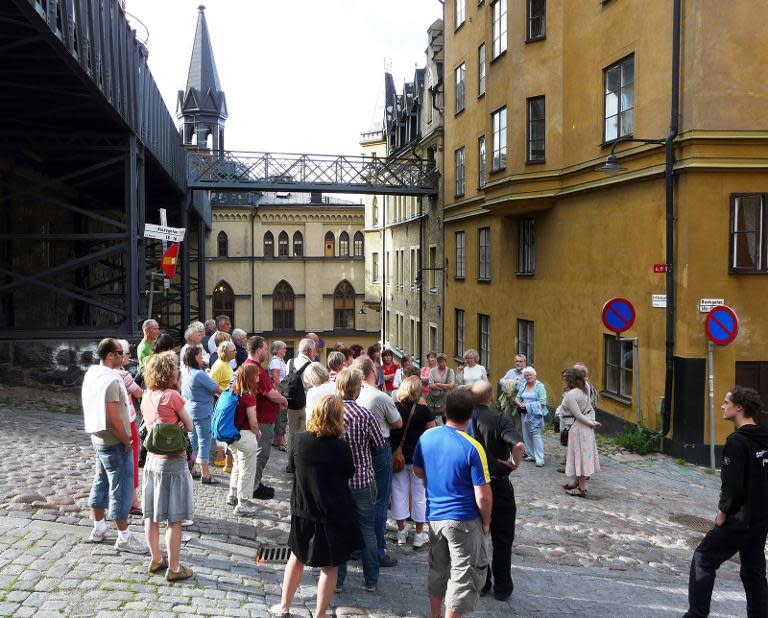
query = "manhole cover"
xmin=669 ymin=513 xmax=713 ymax=533
xmin=256 ymin=544 xmax=291 ymax=564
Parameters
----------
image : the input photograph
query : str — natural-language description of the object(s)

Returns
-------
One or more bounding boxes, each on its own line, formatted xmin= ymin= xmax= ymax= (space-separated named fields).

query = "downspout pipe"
xmin=662 ymin=0 xmax=681 ymax=436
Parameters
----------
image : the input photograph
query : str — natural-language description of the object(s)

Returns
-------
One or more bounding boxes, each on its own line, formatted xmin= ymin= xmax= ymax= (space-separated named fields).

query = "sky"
xmin=125 ymin=0 xmax=443 ymax=156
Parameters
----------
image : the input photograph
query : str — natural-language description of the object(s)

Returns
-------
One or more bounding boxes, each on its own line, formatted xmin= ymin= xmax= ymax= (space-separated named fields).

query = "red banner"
xmin=161 ymin=243 xmax=180 ymax=279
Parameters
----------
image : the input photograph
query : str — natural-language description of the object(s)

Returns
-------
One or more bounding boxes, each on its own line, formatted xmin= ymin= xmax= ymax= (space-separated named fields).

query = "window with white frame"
xmin=492 ymin=107 xmax=507 ymax=170
xmin=456 ymin=0 xmax=466 ymax=27
xmin=372 ymin=252 xmax=379 ymax=282
xmin=455 ymin=63 xmax=466 ymax=114
xmin=455 ymin=231 xmax=466 ymax=278
xmin=605 ymin=334 xmax=633 ymax=399
xmin=456 ymin=309 xmax=465 ymax=358
xmin=455 ymin=147 xmax=466 ymax=196
xmin=731 ymin=194 xmax=768 ymax=272
xmin=479 ymin=314 xmax=490 ymax=370
xmin=479 ymin=227 xmax=491 ymax=280
xmin=518 ymin=218 xmax=535 ymax=274
xmin=478 ymin=135 xmax=486 ymax=187
xmin=517 ymin=319 xmax=534 ymax=365
xmin=478 ymin=43 xmax=486 ymax=95
xmin=492 ymin=0 xmax=507 ymax=58
xmin=430 ymin=325 xmax=439 ymax=353
xmin=604 ymin=54 xmax=634 ymax=142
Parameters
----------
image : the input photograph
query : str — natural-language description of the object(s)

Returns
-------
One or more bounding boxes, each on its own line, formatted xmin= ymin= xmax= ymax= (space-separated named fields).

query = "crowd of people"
xmin=79 ymin=315 xmax=767 ymax=617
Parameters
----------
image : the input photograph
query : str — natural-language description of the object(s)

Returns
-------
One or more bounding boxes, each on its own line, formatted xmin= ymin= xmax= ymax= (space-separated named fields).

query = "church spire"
xmin=177 ymin=5 xmax=227 ymax=151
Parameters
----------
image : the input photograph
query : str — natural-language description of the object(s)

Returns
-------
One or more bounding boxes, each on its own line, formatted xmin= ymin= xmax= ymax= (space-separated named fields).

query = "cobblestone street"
xmin=0 ymin=403 xmax=749 ymax=617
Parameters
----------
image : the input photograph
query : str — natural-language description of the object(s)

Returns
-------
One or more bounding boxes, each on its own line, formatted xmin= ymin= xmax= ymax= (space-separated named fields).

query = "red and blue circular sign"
xmin=705 ymin=305 xmax=739 ymax=346
xmin=602 ymin=297 xmax=636 ymax=334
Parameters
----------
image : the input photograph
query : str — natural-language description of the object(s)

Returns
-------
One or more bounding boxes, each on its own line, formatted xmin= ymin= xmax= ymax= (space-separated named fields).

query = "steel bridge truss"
xmin=187 ymin=150 xmax=439 ymax=196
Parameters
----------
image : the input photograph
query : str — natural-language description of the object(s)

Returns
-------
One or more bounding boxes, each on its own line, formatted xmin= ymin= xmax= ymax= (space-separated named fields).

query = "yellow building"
xmin=442 ymin=0 xmax=768 ymax=463
xmin=200 ymin=191 xmax=379 ymax=360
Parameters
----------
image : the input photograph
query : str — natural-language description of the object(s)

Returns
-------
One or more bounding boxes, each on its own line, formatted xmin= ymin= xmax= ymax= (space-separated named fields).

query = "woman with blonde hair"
xmin=561 ymin=367 xmax=601 ymax=497
xmin=390 ymin=376 xmax=436 ymax=549
xmin=210 ymin=340 xmax=236 ymax=390
xmin=225 ymin=364 xmax=262 ymax=517
xmin=304 ymin=362 xmax=335 ymax=427
xmin=272 ymin=395 xmax=362 ymax=618
xmin=140 ymin=351 xmax=194 ymax=582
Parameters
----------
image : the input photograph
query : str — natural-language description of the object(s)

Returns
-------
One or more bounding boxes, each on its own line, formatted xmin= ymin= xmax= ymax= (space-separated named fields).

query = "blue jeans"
xmin=189 ymin=416 xmax=214 ymax=464
xmin=523 ymin=413 xmax=545 ymax=465
xmin=86 ymin=441 xmax=133 ymax=521
xmin=372 ymin=443 xmax=392 ymax=559
xmin=338 ymin=483 xmax=379 ymax=588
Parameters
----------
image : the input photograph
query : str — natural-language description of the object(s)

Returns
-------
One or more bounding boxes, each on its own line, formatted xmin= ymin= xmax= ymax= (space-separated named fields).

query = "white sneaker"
xmin=114 ymin=533 xmax=148 ymax=554
xmin=233 ymin=503 xmax=258 ymax=517
xmin=396 ymin=528 xmax=409 ymax=545
xmin=413 ymin=531 xmax=429 ymax=549
xmin=181 ymin=519 xmax=194 ymax=527
xmin=88 ymin=527 xmax=108 ymax=543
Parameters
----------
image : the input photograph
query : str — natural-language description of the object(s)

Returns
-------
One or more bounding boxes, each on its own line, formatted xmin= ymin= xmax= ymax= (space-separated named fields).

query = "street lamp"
xmin=596 ymin=137 xmax=666 ymax=174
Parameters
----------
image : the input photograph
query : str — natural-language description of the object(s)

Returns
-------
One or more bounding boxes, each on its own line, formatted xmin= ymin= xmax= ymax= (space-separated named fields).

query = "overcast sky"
xmin=125 ymin=0 xmax=443 ymax=156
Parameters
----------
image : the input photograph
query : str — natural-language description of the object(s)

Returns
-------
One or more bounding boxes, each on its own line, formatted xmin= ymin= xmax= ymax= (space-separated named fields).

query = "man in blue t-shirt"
xmin=413 ymin=387 xmax=492 ymax=618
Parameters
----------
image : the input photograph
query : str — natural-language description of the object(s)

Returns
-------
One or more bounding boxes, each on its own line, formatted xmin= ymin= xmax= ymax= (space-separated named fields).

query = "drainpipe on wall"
xmin=662 ymin=0 xmax=681 ymax=436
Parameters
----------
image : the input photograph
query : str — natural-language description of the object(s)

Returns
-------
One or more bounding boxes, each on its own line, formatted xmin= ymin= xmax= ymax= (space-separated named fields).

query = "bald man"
xmin=468 ymin=381 xmax=525 ymax=602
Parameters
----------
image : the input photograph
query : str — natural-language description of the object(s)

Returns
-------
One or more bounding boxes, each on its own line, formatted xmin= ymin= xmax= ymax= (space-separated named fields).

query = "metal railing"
xmin=27 ymin=0 xmax=186 ymax=189
xmin=187 ymin=151 xmax=440 ymax=196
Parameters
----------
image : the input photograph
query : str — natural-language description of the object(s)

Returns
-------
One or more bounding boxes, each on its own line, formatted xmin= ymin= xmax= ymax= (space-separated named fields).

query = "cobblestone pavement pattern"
xmin=0 ymin=403 xmax=750 ymax=617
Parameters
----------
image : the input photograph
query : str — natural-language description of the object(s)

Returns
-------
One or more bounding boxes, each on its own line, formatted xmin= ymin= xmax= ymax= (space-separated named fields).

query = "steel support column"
xmin=181 ymin=193 xmax=191 ymax=329
xmin=197 ymin=216 xmax=206 ymax=323
xmin=125 ymin=134 xmax=142 ymax=336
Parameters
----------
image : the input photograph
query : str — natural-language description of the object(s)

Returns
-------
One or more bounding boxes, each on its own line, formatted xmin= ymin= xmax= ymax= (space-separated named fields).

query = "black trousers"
xmin=485 ymin=477 xmax=516 ymax=596
xmin=685 ymin=521 xmax=768 ymax=618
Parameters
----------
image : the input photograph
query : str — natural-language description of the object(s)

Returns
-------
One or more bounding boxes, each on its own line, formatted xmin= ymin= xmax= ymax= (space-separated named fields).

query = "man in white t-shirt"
xmin=353 ymin=356 xmax=403 ymax=568
xmin=206 ymin=315 xmax=232 ymax=355
xmin=285 ymin=338 xmax=316 ymax=456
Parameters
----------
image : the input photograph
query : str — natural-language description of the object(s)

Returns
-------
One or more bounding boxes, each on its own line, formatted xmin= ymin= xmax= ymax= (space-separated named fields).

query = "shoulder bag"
xmin=392 ymin=403 xmax=417 ymax=473
xmin=143 ymin=391 xmax=188 ymax=456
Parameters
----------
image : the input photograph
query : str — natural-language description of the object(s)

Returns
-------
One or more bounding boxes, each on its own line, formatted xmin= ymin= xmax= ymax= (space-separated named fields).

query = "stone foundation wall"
xmin=0 ymin=340 xmax=100 ymax=388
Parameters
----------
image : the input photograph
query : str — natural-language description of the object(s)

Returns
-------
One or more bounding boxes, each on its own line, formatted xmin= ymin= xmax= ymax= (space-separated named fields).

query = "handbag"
xmin=560 ymin=423 xmax=570 ymax=447
xmin=392 ymin=402 xmax=417 ymax=473
xmin=143 ymin=390 xmax=188 ymax=456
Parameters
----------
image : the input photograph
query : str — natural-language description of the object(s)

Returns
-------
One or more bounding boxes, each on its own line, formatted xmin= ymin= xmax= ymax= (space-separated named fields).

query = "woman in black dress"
xmin=271 ymin=394 xmax=362 ymax=618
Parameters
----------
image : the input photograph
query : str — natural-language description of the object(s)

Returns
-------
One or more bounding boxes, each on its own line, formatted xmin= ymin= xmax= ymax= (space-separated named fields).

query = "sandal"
xmin=166 ymin=564 xmax=194 ymax=582
xmin=562 ymin=482 xmax=578 ymax=490
xmin=565 ymin=487 xmax=587 ymax=497
xmin=129 ymin=506 xmax=143 ymax=516
xmin=269 ymin=604 xmax=292 ymax=617
xmin=201 ymin=476 xmax=219 ymax=485
xmin=148 ymin=557 xmax=168 ymax=574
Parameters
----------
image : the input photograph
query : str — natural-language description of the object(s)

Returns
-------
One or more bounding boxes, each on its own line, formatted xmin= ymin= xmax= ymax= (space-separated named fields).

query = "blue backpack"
xmin=212 ymin=389 xmax=241 ymax=444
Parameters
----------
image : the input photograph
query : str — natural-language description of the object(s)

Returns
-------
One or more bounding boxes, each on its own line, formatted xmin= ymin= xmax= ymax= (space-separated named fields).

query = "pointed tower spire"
xmin=177 ymin=5 xmax=227 ymax=151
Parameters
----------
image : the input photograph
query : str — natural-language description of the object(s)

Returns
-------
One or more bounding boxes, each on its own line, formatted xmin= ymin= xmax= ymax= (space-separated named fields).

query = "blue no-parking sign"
xmin=602 ymin=297 xmax=636 ymax=334
xmin=705 ymin=305 xmax=739 ymax=346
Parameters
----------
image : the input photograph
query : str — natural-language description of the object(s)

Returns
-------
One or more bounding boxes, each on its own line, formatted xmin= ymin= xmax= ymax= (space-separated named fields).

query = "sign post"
xmin=142 ymin=210 xmax=186 ymax=321
xmin=704 ymin=305 xmax=740 ymax=471
xmin=602 ymin=298 xmax=639 ymax=427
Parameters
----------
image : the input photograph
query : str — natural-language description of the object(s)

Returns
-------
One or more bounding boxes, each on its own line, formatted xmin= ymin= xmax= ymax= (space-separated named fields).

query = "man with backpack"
xmin=283 ymin=338 xmax=316 ymax=457
xmin=244 ymin=336 xmax=288 ymax=499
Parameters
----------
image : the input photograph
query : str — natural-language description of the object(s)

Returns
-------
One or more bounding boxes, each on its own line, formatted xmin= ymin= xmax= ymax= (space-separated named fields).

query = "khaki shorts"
xmin=428 ymin=518 xmax=490 ymax=615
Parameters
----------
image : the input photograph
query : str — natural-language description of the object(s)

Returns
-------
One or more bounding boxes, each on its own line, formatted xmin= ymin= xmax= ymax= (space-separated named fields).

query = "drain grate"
xmin=256 ymin=544 xmax=291 ymax=564
xmin=669 ymin=513 xmax=713 ymax=533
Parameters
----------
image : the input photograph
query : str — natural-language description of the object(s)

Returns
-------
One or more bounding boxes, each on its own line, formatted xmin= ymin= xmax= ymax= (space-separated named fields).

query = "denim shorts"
xmin=189 ymin=416 xmax=214 ymax=463
xmin=86 ymin=440 xmax=134 ymax=521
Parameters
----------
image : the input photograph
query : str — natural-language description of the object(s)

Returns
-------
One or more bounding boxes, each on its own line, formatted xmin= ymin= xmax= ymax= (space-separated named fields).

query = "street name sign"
xmin=602 ymin=297 xmax=636 ymax=334
xmin=652 ymin=294 xmax=667 ymax=308
xmin=144 ymin=223 xmax=186 ymax=243
xmin=705 ymin=305 xmax=739 ymax=346
xmin=699 ymin=298 xmax=725 ymax=313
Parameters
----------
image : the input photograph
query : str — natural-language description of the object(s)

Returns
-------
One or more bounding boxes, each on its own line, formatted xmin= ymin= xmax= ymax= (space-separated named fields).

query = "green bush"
xmin=613 ymin=424 xmax=661 ymax=455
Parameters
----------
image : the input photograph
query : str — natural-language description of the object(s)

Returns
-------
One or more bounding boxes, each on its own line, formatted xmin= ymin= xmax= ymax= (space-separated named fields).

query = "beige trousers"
xmin=228 ymin=429 xmax=259 ymax=500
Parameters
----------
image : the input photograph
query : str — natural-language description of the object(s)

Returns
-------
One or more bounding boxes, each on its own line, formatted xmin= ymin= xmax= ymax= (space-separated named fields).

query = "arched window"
xmin=278 ymin=231 xmax=289 ymax=257
xmin=339 ymin=231 xmax=350 ymax=256
xmin=217 ymin=231 xmax=228 ymax=257
xmin=263 ymin=231 xmax=274 ymax=257
xmin=353 ymin=231 xmax=364 ymax=257
xmin=293 ymin=231 xmax=303 ymax=257
xmin=273 ymin=280 xmax=295 ymax=330
xmin=333 ymin=280 xmax=355 ymax=329
xmin=324 ymin=231 xmax=335 ymax=257
xmin=212 ymin=281 xmax=235 ymax=327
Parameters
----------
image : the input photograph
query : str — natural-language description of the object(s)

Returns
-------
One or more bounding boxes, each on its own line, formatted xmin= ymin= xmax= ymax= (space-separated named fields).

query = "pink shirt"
xmin=140 ymin=389 xmax=187 ymax=457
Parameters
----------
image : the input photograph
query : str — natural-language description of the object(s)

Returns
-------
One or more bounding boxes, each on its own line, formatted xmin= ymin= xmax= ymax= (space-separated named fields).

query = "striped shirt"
xmin=342 ymin=399 xmax=386 ymax=489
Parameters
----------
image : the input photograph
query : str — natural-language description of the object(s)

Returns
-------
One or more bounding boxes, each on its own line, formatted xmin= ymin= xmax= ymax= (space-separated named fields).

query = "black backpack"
xmin=281 ymin=358 xmax=310 ymax=409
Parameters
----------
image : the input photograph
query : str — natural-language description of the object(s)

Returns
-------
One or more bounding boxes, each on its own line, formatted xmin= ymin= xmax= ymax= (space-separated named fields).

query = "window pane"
xmin=620 ymin=109 xmax=634 ymax=136
xmin=605 ymin=92 xmax=618 ymax=118
xmin=621 ymin=56 xmax=634 ymax=86
xmin=605 ymin=116 xmax=618 ymax=142
xmin=605 ymin=66 xmax=620 ymax=94
xmin=606 ymin=364 xmax=619 ymax=393
xmin=620 ymin=83 xmax=634 ymax=112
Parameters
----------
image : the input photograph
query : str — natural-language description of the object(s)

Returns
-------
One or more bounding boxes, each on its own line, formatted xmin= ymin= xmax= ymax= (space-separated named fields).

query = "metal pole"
xmin=708 ymin=341 xmax=716 ymax=470
xmin=147 ymin=274 xmax=156 ymax=323
xmin=634 ymin=339 xmax=642 ymax=427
